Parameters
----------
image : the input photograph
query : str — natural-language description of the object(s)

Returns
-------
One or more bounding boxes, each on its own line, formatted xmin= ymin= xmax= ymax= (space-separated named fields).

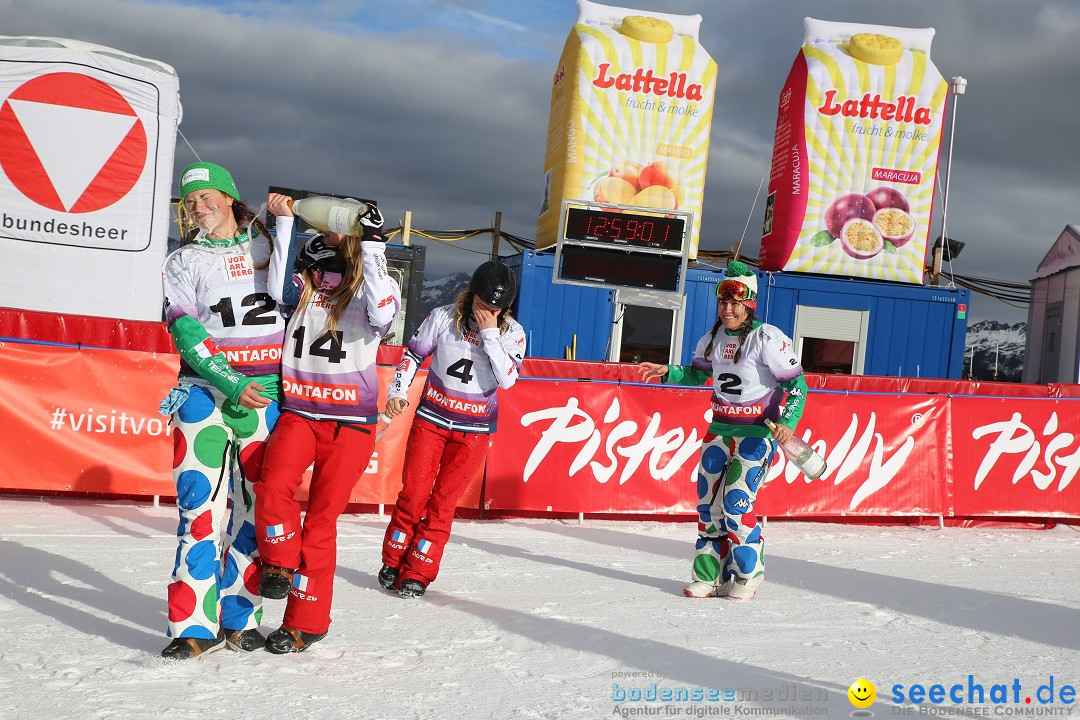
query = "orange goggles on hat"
xmin=717 ymin=279 xmax=754 ymax=301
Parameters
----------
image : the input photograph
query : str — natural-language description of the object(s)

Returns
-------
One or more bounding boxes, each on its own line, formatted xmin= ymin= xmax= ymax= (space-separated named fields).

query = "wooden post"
xmin=490 ymin=211 xmax=502 ymax=260
xmin=401 ymin=210 xmax=412 ymax=247
xmin=929 ymin=242 xmax=943 ymax=286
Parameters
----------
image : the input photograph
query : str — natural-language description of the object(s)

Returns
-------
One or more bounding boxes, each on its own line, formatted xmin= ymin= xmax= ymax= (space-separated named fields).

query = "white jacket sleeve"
xmin=388 ymin=348 xmax=421 ymax=401
xmin=480 ymin=321 xmax=526 ymax=390
xmin=361 ymin=242 xmax=400 ymax=335
xmin=388 ymin=309 xmax=442 ymax=400
xmin=267 ymin=216 xmax=300 ymax=306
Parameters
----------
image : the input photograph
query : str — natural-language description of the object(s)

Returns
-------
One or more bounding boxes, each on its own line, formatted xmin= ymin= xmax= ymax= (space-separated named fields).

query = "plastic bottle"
xmin=375 ymin=412 xmax=393 ymax=441
xmin=764 ymin=419 xmax=827 ymax=480
xmin=289 ymin=196 xmax=372 ymax=236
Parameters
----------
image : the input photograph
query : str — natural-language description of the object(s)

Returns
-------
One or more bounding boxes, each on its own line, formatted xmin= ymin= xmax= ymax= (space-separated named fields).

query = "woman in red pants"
xmin=254 ymin=193 xmax=399 ymax=652
xmin=379 ymin=261 xmax=525 ymax=598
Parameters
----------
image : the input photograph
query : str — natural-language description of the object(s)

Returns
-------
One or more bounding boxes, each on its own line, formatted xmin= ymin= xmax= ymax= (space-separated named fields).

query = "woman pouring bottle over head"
xmin=254 ymin=192 xmax=400 ymax=653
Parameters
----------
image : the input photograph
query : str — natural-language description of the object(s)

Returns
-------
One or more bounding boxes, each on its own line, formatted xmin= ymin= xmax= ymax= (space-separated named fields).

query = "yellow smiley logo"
xmin=848 ymin=679 xmax=876 ymax=708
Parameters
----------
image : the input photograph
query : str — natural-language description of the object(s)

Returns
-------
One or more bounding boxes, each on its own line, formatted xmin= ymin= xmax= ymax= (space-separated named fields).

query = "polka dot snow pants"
xmin=691 ymin=433 xmax=777 ymax=591
xmin=166 ymin=384 xmax=280 ymax=641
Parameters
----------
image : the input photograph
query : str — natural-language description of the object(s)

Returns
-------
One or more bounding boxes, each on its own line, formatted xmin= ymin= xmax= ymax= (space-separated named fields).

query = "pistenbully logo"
xmin=0 ymin=72 xmax=147 ymax=213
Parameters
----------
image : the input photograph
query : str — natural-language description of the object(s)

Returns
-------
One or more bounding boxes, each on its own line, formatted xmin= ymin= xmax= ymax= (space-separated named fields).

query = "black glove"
xmin=358 ymin=203 xmax=386 ymax=243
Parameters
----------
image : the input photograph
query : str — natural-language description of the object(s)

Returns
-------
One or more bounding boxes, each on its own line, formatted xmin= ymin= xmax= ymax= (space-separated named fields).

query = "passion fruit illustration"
xmin=873 ymin=207 xmax=916 ymax=247
xmin=866 ymin=186 xmax=910 ymax=213
xmin=840 ymin=217 xmax=884 ymax=259
xmin=825 ymin=193 xmax=876 ymax=238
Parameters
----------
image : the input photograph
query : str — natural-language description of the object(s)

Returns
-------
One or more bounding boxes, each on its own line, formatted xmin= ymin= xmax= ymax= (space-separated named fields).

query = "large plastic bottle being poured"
xmin=290 ymin=196 xmax=372 ymax=237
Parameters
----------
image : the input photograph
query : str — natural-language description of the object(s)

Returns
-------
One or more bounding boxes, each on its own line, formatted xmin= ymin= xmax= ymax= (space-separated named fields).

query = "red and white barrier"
xmin=2 ymin=307 xmax=1078 ymax=521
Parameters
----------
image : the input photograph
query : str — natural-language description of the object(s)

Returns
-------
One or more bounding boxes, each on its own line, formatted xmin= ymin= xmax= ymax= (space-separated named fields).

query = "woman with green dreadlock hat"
xmin=639 ymin=260 xmax=808 ymax=601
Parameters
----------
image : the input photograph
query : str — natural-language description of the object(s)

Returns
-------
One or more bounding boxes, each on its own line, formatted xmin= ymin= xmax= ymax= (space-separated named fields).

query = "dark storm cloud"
xmin=3 ymin=0 xmax=1078 ymax=320
xmin=0 ymin=0 xmax=554 ymax=276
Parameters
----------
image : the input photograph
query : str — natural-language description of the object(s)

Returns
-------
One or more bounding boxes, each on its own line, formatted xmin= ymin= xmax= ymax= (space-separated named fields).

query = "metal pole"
xmin=936 ymin=76 xmax=967 ymax=287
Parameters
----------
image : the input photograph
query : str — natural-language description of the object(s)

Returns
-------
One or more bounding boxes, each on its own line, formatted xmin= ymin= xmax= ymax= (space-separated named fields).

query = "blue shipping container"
xmin=506 ymin=251 xmax=969 ymax=379
xmin=506 ymin=251 xmax=615 ymax=362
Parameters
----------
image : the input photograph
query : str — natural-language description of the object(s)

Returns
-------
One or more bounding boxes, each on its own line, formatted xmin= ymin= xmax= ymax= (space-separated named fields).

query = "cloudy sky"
xmin=5 ymin=0 xmax=1078 ymax=324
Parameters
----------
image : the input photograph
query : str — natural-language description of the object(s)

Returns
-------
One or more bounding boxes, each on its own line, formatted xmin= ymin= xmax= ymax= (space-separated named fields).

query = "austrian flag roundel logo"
xmin=0 ymin=72 xmax=147 ymax=213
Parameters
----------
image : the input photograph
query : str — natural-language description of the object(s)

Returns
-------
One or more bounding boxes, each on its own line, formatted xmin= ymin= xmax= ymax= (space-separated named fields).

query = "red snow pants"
xmin=381 ymin=418 xmax=488 ymax=586
xmin=255 ymin=411 xmax=375 ymax=634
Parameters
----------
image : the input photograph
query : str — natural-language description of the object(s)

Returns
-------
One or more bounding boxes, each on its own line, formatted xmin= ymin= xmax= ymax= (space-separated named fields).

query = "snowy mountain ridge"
xmin=420 ymin=272 xmax=470 ymax=316
xmin=964 ymin=320 xmax=1026 ymax=381
xmin=966 ymin=320 xmax=1027 ymax=351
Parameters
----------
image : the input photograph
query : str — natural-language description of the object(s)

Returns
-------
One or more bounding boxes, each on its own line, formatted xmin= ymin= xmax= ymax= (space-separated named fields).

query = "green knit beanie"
xmin=178 ymin=162 xmax=240 ymax=202
xmin=717 ymin=260 xmax=758 ymax=311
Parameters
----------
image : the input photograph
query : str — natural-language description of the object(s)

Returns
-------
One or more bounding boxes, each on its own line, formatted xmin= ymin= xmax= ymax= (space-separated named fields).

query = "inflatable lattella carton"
xmin=535 ymin=0 xmax=717 ymax=258
xmin=759 ymin=18 xmax=948 ymax=284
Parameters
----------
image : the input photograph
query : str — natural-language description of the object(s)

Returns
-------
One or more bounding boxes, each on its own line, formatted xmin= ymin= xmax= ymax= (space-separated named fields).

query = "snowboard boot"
xmin=682 ymin=577 xmax=732 ymax=598
xmin=378 ymin=564 xmax=400 ymax=590
xmin=724 ymin=577 xmax=761 ymax=601
xmin=398 ymin=579 xmax=427 ymax=598
xmin=161 ymin=629 xmax=226 ymax=660
xmin=225 ymin=628 xmax=265 ymax=652
xmin=264 ymin=625 xmax=327 ymax=654
xmin=259 ymin=565 xmax=295 ymax=600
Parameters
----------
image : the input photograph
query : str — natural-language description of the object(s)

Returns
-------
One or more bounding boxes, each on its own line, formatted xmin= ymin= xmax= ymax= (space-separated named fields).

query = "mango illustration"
xmin=638 ymin=160 xmax=679 ymax=191
xmin=632 ymin=185 xmax=677 ymax=209
xmin=673 ymin=185 xmax=686 ymax=210
xmin=608 ymin=161 xmax=643 ymax=191
xmin=594 ymin=176 xmax=637 ymax=204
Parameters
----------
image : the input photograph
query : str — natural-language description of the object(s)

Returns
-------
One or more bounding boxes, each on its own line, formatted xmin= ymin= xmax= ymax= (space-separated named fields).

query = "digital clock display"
xmin=559 ymin=245 xmax=681 ymax=292
xmin=563 ymin=206 xmax=686 ymax=252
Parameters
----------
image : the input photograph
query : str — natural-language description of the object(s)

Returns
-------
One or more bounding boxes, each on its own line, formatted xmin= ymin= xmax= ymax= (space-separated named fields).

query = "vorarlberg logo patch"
xmin=181 ymin=168 xmax=210 ymax=185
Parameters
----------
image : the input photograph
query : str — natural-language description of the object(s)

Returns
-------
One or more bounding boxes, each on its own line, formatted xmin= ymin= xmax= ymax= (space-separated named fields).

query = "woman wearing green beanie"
xmin=159 ymin=161 xmax=291 ymax=659
xmin=638 ymin=261 xmax=808 ymax=601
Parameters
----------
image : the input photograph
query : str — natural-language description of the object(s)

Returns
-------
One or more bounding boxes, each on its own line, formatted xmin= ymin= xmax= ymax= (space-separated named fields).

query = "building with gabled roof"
xmin=1025 ymin=225 xmax=1080 ymax=383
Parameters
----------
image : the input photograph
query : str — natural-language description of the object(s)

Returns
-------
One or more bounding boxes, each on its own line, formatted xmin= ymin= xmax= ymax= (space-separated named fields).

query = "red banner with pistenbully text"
xmin=1 ymin=338 xmax=1077 ymax=519
xmin=485 ymin=380 xmax=1080 ymax=519
xmin=949 ymin=398 xmax=1080 ymax=518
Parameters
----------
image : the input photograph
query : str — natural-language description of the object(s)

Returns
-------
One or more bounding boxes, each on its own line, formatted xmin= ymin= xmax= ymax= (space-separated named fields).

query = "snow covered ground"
xmin=1 ymin=498 xmax=1078 ymax=720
